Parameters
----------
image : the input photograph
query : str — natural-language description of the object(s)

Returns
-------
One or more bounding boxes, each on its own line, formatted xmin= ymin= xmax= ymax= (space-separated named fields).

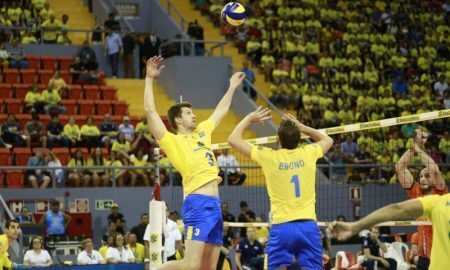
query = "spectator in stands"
xmin=105 ymin=27 xmax=123 ymax=78
xmin=80 ymin=117 xmax=101 ymax=148
xmin=104 ymin=12 xmax=120 ymax=32
xmin=187 ymin=20 xmax=205 ymax=56
xmin=106 ymin=220 xmax=118 ymax=238
xmin=218 ymin=224 xmax=233 ymax=270
xmin=70 ymin=56 xmax=98 ymax=84
xmin=87 ymin=147 xmax=110 ymax=187
xmin=106 ymin=233 xmax=135 ymax=264
xmin=238 ymin=201 xmax=256 ymax=238
xmin=40 ymin=2 xmax=53 ymax=21
xmin=78 ymin=40 xmax=98 ymax=70
xmin=128 ymin=149 xmax=151 ymax=187
xmin=341 ymin=135 xmax=359 ymax=156
xmin=132 ymin=116 xmax=156 ymax=155
xmin=41 ymin=14 xmax=60 ymax=44
xmin=165 ymin=33 xmax=191 ymax=57
xmin=99 ymin=234 xmax=114 ymax=261
xmin=63 ymin=116 xmax=81 ymax=147
xmin=57 ymin=29 xmax=71 ymax=45
xmin=26 ymin=149 xmax=51 ymax=189
xmin=99 ymin=113 xmax=118 ymax=149
xmin=77 ymin=238 xmax=104 ymax=265
xmin=235 ymin=227 xmax=264 ymax=270
xmin=46 ymin=150 xmax=65 ymax=187
xmin=118 ymin=116 xmax=134 ymax=141
xmin=434 ymin=74 xmax=448 ymax=97
xmin=0 ymin=43 xmax=9 ymax=68
xmin=217 ymin=148 xmax=247 ymax=185
xmin=17 ymin=207 xmax=36 ymax=224
xmin=366 ymin=168 xmax=387 ymax=184
xmin=443 ymin=90 xmax=450 ymax=109
xmin=130 ymin=213 xmax=149 ymax=246
xmin=21 ymin=30 xmax=38 ymax=44
xmin=122 ymin=27 xmax=135 ymax=78
xmin=49 ymin=70 xmax=69 ymax=98
xmin=67 ymin=149 xmax=90 ymax=187
xmin=42 ymin=86 xmax=66 ymax=115
xmin=127 ymin=233 xmax=145 ymax=263
xmin=361 ymin=227 xmax=397 ymax=270
xmin=8 ymin=39 xmax=28 ymax=68
xmin=25 ymin=113 xmax=46 ymax=148
xmin=23 ymin=236 xmax=53 ymax=267
xmin=140 ymin=28 xmax=161 ymax=77
xmin=38 ymin=200 xmax=72 ymax=236
xmin=2 ymin=113 xmax=25 ymax=146
xmin=107 ymin=151 xmax=125 ymax=186
xmin=111 ymin=132 xmax=131 ymax=155
xmin=329 ymin=144 xmax=347 ymax=183
xmin=24 ymin=84 xmax=44 ymax=113
xmin=241 ymin=61 xmax=257 ymax=100
xmin=91 ymin=19 xmax=103 ymax=45
xmin=46 ymin=116 xmax=69 ymax=148
xmin=108 ymin=203 xmax=125 ymax=232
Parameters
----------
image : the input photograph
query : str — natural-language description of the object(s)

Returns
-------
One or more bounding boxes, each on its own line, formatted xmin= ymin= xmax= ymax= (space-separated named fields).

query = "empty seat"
xmin=42 ymin=56 xmax=58 ymax=70
xmin=84 ymin=85 xmax=99 ymax=99
xmin=0 ymin=83 xmax=13 ymax=99
xmin=60 ymin=70 xmax=72 ymax=84
xmin=59 ymin=56 xmax=73 ymax=70
xmin=39 ymin=70 xmax=53 ymax=84
xmin=21 ymin=69 xmax=37 ymax=84
xmin=40 ymin=115 xmax=51 ymax=126
xmin=51 ymin=148 xmax=71 ymax=164
xmin=68 ymin=85 xmax=83 ymax=99
xmin=14 ymin=148 xmax=32 ymax=166
xmin=59 ymin=115 xmax=69 ymax=125
xmin=0 ymin=148 xmax=11 ymax=166
xmin=37 ymin=84 xmax=47 ymax=92
xmin=4 ymin=99 xmax=23 ymax=114
xmin=61 ymin=100 xmax=77 ymax=114
xmin=26 ymin=55 xmax=41 ymax=69
xmin=14 ymin=84 xmax=31 ymax=98
xmin=71 ymin=148 xmax=89 ymax=157
xmin=113 ymin=101 xmax=128 ymax=115
xmin=100 ymin=86 xmax=117 ymax=100
xmin=130 ymin=115 xmax=140 ymax=127
xmin=111 ymin=115 xmax=122 ymax=125
xmin=3 ymin=69 xmax=20 ymax=83
xmin=78 ymin=100 xmax=95 ymax=115
xmin=92 ymin=115 xmax=103 ymax=126
xmin=95 ymin=100 xmax=111 ymax=115
xmin=6 ymin=171 xmax=24 ymax=188
xmin=74 ymin=115 xmax=86 ymax=126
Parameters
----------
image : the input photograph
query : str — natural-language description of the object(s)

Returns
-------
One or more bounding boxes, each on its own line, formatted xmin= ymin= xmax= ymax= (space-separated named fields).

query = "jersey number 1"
xmin=290 ymin=175 xmax=300 ymax=197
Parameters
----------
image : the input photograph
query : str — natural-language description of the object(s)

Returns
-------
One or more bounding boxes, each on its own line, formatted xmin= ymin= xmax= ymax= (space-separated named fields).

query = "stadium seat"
xmin=0 ymin=83 xmax=13 ymax=99
xmin=84 ymin=85 xmax=100 ymax=99
xmin=14 ymin=148 xmax=32 ymax=166
xmin=130 ymin=115 xmax=140 ymax=127
xmin=50 ymin=148 xmax=71 ymax=164
xmin=4 ymin=99 xmax=23 ymax=114
xmin=68 ymin=85 xmax=83 ymax=99
xmin=59 ymin=115 xmax=69 ymax=125
xmin=78 ymin=100 xmax=95 ymax=115
xmin=42 ymin=56 xmax=58 ymax=70
xmin=40 ymin=115 xmax=51 ymax=126
xmin=3 ymin=69 xmax=20 ymax=83
xmin=14 ymin=84 xmax=31 ymax=98
xmin=98 ymin=72 xmax=106 ymax=85
xmin=0 ymin=114 xmax=7 ymax=123
xmin=92 ymin=115 xmax=103 ymax=126
xmin=6 ymin=171 xmax=24 ymax=188
xmin=161 ymin=116 xmax=170 ymax=130
xmin=0 ymin=148 xmax=11 ymax=166
xmin=71 ymin=148 xmax=89 ymax=157
xmin=111 ymin=115 xmax=122 ymax=125
xmin=26 ymin=55 xmax=41 ymax=69
xmin=21 ymin=69 xmax=37 ymax=84
xmin=95 ymin=100 xmax=111 ymax=115
xmin=113 ymin=101 xmax=128 ymax=115
xmin=100 ymin=86 xmax=117 ymax=100
xmin=60 ymin=71 xmax=72 ymax=84
xmin=37 ymin=84 xmax=47 ymax=92
xmin=61 ymin=100 xmax=77 ymax=114
xmin=39 ymin=70 xmax=53 ymax=84
xmin=74 ymin=115 xmax=86 ymax=126
xmin=16 ymin=114 xmax=32 ymax=128
xmin=59 ymin=56 xmax=73 ymax=70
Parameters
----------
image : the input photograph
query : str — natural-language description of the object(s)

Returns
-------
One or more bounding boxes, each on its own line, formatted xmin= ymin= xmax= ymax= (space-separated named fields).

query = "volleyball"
xmin=221 ymin=2 xmax=246 ymax=27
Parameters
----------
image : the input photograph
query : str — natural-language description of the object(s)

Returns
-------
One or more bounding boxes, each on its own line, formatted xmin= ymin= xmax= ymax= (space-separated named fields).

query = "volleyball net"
xmin=165 ymin=109 xmax=449 ymax=227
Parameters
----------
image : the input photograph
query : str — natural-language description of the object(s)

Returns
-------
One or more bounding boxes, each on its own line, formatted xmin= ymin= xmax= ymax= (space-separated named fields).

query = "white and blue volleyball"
xmin=221 ymin=2 xmax=246 ymax=27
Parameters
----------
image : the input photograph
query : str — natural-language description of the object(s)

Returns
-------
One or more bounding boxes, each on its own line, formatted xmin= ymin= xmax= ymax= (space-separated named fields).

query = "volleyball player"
xmin=228 ymin=108 xmax=333 ymax=270
xmin=395 ymin=130 xmax=447 ymax=269
xmin=144 ymin=56 xmax=244 ymax=270
xmin=331 ymin=193 xmax=450 ymax=270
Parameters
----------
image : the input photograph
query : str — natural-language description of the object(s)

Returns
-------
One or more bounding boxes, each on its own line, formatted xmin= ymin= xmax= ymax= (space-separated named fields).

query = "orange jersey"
xmin=404 ymin=182 xmax=448 ymax=258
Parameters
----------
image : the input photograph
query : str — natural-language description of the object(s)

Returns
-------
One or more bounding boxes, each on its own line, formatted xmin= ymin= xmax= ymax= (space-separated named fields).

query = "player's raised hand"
xmin=330 ymin=221 xmax=356 ymax=241
xmin=146 ymin=56 xmax=165 ymax=79
xmin=246 ymin=106 xmax=272 ymax=124
xmin=283 ymin=113 xmax=302 ymax=128
xmin=230 ymin=72 xmax=245 ymax=89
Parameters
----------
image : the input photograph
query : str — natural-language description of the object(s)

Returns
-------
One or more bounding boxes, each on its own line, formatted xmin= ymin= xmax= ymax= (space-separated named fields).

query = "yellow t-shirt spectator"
xmin=130 ymin=155 xmax=149 ymax=174
xmin=261 ymin=55 xmax=275 ymax=68
xmin=111 ymin=140 xmax=131 ymax=153
xmin=32 ymin=0 xmax=48 ymax=10
xmin=128 ymin=243 xmax=145 ymax=263
xmin=49 ymin=78 xmax=67 ymax=92
xmin=439 ymin=137 xmax=449 ymax=153
xmin=80 ymin=125 xmax=100 ymax=137
xmin=41 ymin=90 xmax=61 ymax=107
xmin=41 ymin=18 xmax=61 ymax=42
xmin=135 ymin=122 xmax=150 ymax=135
xmin=25 ymin=92 xmax=42 ymax=105
xmin=64 ymin=123 xmax=80 ymax=141
xmin=7 ymin=7 xmax=22 ymax=22
xmin=22 ymin=35 xmax=38 ymax=44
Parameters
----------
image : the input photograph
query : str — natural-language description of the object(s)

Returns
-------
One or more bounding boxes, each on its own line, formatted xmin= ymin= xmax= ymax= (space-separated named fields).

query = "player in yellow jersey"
xmin=143 ymin=56 xmax=244 ymax=270
xmin=331 ymin=193 xmax=450 ymax=270
xmin=228 ymin=108 xmax=333 ymax=270
xmin=0 ymin=219 xmax=20 ymax=269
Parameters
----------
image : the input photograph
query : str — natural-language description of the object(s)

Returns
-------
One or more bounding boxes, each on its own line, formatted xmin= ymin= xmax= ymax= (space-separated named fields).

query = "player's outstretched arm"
xmin=283 ymin=113 xmax=333 ymax=154
xmin=228 ymin=106 xmax=272 ymax=158
xmin=395 ymin=149 xmax=415 ymax=189
xmin=144 ymin=56 xmax=167 ymax=140
xmin=209 ymin=72 xmax=245 ymax=126
xmin=331 ymin=199 xmax=423 ymax=241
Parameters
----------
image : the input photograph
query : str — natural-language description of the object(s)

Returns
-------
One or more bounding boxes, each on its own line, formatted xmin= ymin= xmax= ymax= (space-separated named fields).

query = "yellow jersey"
xmin=418 ymin=194 xmax=450 ymax=270
xmin=157 ymin=120 xmax=220 ymax=195
xmin=251 ymin=144 xmax=323 ymax=224
xmin=127 ymin=243 xmax=145 ymax=263
xmin=80 ymin=125 xmax=100 ymax=136
xmin=0 ymin=234 xmax=11 ymax=269
xmin=63 ymin=124 xmax=80 ymax=140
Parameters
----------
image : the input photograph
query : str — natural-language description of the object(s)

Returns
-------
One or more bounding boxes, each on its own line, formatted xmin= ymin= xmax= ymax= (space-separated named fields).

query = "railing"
xmin=0 ymin=26 xmax=99 ymax=44
xmin=159 ymin=0 xmax=189 ymax=36
xmin=158 ymin=39 xmax=227 ymax=57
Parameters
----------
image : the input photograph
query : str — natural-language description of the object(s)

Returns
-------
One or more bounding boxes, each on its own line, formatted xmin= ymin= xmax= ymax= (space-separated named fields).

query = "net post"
xmin=148 ymin=200 xmax=167 ymax=269
xmin=153 ymin=148 xmax=161 ymax=200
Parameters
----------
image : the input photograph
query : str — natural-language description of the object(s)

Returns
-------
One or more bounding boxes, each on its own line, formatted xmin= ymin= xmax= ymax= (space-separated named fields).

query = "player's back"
xmin=251 ymin=143 xmax=323 ymax=224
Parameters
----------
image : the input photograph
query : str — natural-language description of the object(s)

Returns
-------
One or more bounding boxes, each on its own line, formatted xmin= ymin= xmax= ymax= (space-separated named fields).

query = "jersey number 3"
xmin=205 ymin=152 xmax=214 ymax=166
xmin=290 ymin=175 xmax=301 ymax=197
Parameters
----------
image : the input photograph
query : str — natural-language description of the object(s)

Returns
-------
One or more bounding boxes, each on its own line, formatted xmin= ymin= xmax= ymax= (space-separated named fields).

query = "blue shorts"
xmin=266 ymin=220 xmax=322 ymax=270
xmin=182 ymin=194 xmax=223 ymax=246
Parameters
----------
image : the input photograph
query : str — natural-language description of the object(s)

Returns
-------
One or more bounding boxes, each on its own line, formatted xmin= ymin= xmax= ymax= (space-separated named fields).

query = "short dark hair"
xmin=239 ymin=201 xmax=248 ymax=208
xmin=167 ymin=102 xmax=192 ymax=132
xmin=141 ymin=213 xmax=148 ymax=218
xmin=278 ymin=120 xmax=300 ymax=149
xmin=5 ymin=219 xmax=19 ymax=229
